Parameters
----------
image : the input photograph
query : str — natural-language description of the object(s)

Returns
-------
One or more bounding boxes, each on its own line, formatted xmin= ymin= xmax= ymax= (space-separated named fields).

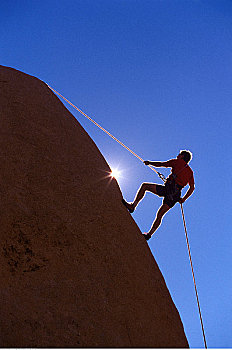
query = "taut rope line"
xmin=47 ymin=84 xmax=165 ymax=182
xmin=47 ymin=84 xmax=207 ymax=347
xmin=180 ymin=203 xmax=207 ymax=348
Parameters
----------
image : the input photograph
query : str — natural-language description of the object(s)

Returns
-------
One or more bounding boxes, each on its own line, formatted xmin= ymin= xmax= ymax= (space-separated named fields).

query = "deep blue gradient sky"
xmin=1 ymin=0 xmax=232 ymax=347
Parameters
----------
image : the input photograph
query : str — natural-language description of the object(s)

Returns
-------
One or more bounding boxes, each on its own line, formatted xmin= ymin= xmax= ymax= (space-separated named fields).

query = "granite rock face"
xmin=0 ymin=66 xmax=188 ymax=347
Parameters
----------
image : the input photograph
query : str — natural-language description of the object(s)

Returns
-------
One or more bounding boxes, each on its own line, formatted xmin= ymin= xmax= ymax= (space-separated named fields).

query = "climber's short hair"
xmin=180 ymin=150 xmax=192 ymax=163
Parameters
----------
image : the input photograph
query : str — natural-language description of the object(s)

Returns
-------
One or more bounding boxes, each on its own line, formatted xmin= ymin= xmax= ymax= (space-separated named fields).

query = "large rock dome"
xmin=0 ymin=65 xmax=188 ymax=347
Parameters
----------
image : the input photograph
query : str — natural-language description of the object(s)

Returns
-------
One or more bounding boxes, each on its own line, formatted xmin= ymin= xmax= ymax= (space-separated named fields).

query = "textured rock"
xmin=0 ymin=65 xmax=189 ymax=347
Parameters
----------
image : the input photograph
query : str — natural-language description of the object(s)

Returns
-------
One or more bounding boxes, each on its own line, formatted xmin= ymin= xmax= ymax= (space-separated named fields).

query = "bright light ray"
xmin=110 ymin=167 xmax=122 ymax=180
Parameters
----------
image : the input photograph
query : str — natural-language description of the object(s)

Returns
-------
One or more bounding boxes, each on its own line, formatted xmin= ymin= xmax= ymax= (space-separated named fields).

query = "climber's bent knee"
xmin=141 ymin=183 xmax=157 ymax=194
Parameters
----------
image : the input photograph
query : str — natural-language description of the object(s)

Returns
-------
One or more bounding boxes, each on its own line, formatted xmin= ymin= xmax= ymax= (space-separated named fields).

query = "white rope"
xmin=47 ymin=84 xmax=207 ymax=347
xmin=180 ymin=203 xmax=207 ymax=348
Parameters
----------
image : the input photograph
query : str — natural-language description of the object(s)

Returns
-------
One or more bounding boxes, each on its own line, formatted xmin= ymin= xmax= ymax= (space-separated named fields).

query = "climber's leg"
xmin=146 ymin=203 xmax=170 ymax=236
xmin=122 ymin=183 xmax=158 ymax=213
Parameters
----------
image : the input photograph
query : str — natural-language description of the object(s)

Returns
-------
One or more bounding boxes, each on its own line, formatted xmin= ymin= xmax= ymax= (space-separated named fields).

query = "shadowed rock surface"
xmin=0 ymin=65 xmax=189 ymax=348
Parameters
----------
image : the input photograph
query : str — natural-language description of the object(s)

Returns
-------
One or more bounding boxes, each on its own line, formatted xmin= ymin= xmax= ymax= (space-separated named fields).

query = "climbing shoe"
xmin=142 ymin=233 xmax=151 ymax=241
xmin=122 ymin=198 xmax=134 ymax=213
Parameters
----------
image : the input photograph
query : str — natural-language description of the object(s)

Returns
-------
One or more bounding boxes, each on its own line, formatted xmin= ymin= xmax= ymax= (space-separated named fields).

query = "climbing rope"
xmin=47 ymin=84 xmax=166 ymax=182
xmin=180 ymin=204 xmax=207 ymax=348
xmin=47 ymin=84 xmax=207 ymax=347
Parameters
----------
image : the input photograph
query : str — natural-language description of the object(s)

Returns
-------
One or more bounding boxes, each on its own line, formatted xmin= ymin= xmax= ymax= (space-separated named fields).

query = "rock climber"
xmin=122 ymin=150 xmax=195 ymax=241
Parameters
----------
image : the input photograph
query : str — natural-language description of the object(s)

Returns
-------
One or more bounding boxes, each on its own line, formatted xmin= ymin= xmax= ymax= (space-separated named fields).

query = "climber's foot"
xmin=142 ymin=233 xmax=152 ymax=241
xmin=122 ymin=199 xmax=135 ymax=213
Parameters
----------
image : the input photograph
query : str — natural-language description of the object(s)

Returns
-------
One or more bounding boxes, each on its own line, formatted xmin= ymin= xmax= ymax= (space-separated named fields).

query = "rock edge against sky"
xmin=0 ymin=65 xmax=188 ymax=347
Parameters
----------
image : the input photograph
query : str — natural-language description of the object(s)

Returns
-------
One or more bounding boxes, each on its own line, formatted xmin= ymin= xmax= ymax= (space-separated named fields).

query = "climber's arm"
xmin=179 ymin=184 xmax=195 ymax=204
xmin=144 ymin=160 xmax=174 ymax=167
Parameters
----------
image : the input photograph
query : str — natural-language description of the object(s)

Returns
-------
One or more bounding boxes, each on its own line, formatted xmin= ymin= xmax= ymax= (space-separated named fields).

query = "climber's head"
xmin=177 ymin=150 xmax=192 ymax=163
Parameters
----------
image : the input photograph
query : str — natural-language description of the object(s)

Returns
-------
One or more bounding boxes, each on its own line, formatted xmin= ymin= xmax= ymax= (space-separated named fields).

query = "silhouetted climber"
xmin=122 ymin=150 xmax=195 ymax=241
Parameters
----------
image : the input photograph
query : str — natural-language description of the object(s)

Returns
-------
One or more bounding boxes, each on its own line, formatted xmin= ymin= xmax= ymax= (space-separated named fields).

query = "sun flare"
xmin=110 ymin=168 xmax=121 ymax=180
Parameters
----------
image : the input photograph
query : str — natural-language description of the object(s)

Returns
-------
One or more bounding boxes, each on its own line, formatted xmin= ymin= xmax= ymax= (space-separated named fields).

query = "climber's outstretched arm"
xmin=144 ymin=160 xmax=172 ymax=167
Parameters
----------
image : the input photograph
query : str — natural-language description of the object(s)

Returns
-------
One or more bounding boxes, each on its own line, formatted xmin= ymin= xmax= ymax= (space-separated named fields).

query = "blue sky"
xmin=1 ymin=0 xmax=232 ymax=347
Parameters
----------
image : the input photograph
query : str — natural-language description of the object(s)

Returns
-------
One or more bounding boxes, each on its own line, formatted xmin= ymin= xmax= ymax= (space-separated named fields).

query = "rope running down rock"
xmin=47 ymin=83 xmax=207 ymax=348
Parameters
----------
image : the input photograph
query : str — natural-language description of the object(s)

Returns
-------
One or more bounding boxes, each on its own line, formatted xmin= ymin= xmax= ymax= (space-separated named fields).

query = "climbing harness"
xmin=165 ymin=181 xmax=182 ymax=203
xmin=47 ymin=84 xmax=207 ymax=348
